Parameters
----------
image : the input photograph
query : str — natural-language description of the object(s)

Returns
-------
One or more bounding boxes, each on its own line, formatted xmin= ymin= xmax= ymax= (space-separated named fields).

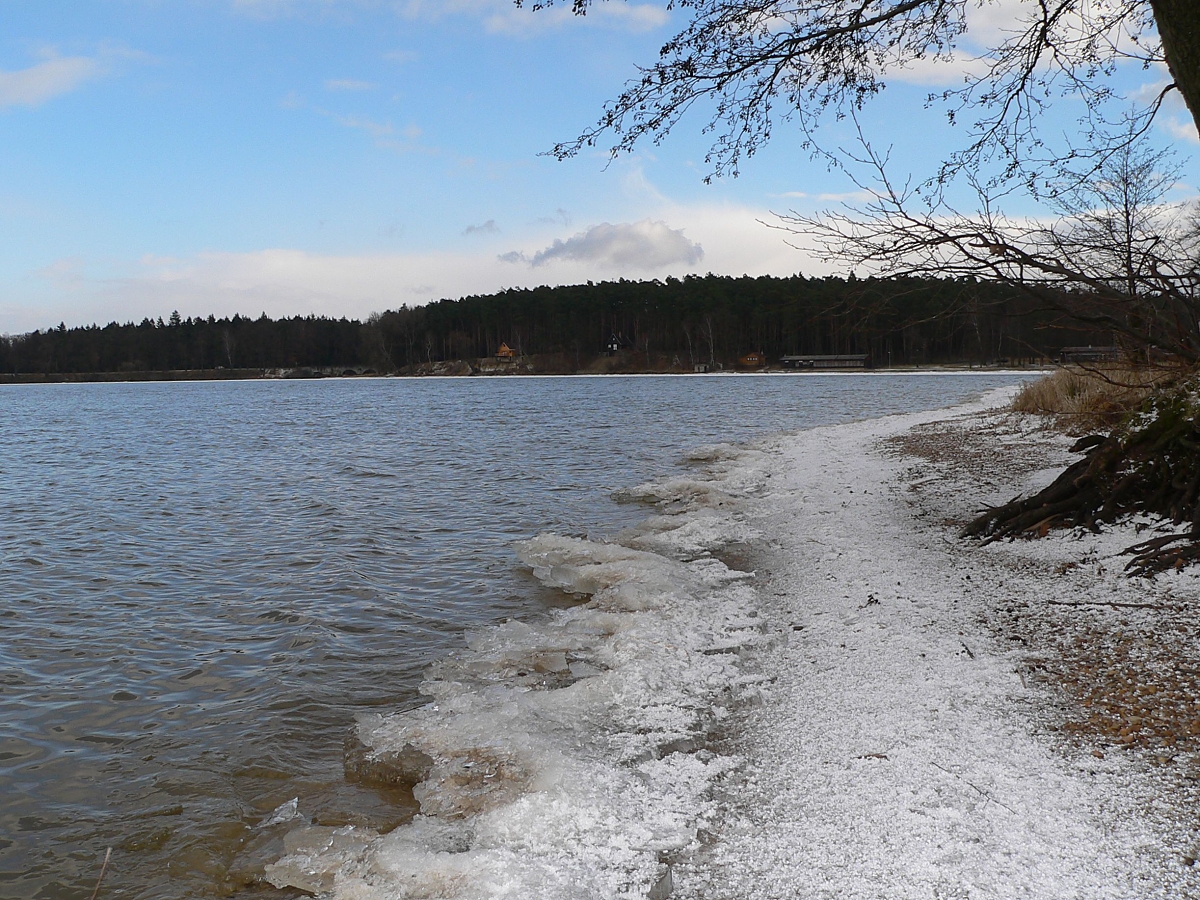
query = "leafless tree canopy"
xmin=522 ymin=0 xmax=1197 ymax=182
xmin=781 ymin=133 xmax=1200 ymax=359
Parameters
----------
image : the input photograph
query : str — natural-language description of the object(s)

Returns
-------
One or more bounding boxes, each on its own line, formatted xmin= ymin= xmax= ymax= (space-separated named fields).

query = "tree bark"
xmin=1151 ymin=0 xmax=1200 ymax=136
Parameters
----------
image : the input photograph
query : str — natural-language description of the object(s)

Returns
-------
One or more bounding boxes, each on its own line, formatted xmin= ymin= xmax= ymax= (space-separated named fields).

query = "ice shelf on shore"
xmin=266 ymin=439 xmax=776 ymax=898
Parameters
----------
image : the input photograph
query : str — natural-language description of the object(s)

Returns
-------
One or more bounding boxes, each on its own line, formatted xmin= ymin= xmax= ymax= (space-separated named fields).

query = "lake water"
xmin=0 ymin=372 xmax=1032 ymax=899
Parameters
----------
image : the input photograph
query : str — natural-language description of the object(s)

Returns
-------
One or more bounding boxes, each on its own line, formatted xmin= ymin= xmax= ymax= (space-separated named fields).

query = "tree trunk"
xmin=1151 ymin=0 xmax=1200 ymax=136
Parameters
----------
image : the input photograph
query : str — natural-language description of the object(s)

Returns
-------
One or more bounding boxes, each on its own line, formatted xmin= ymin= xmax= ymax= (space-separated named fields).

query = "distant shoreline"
xmin=0 ymin=362 xmax=1049 ymax=385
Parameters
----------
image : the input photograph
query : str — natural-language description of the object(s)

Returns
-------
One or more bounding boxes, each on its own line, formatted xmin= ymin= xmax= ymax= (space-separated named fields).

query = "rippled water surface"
xmin=0 ymin=373 xmax=1032 ymax=898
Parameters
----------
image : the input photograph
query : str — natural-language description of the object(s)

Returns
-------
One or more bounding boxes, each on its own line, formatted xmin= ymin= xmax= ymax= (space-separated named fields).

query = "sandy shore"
xmin=266 ymin=389 xmax=1200 ymax=898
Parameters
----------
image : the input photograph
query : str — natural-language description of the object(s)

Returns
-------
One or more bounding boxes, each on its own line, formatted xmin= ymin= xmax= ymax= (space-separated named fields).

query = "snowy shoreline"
xmin=265 ymin=388 xmax=1200 ymax=898
xmin=674 ymin=389 xmax=1200 ymax=898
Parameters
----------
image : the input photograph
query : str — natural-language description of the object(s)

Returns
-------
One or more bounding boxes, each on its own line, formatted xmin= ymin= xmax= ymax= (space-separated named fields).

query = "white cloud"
xmin=0 ymin=54 xmax=103 ymax=109
xmin=464 ymin=219 xmax=499 ymax=236
xmin=597 ymin=4 xmax=669 ymax=30
xmin=959 ymin=0 xmax=1028 ymax=49
xmin=325 ymin=77 xmax=377 ymax=91
xmin=332 ymin=113 xmax=394 ymax=138
xmin=621 ymin=163 xmax=669 ymax=204
xmin=882 ymin=0 xmax=1038 ymax=88
xmin=535 ymin=208 xmax=572 ymax=227
xmin=773 ymin=190 xmax=873 ymax=203
xmin=521 ymin=219 xmax=703 ymax=268
xmin=229 ymin=0 xmax=360 ymax=18
xmin=291 ymin=92 xmax=418 ymax=137
xmin=1122 ymin=72 xmax=1199 ymax=144
xmin=887 ymin=54 xmax=990 ymax=88
xmin=1153 ymin=81 xmax=1200 ymax=144
xmin=400 ymin=0 xmax=667 ymax=35
xmin=230 ymin=0 xmax=291 ymax=15
xmin=1131 ymin=75 xmax=1174 ymax=106
xmin=1165 ymin=117 xmax=1200 ymax=145
xmin=35 ymin=256 xmax=88 ymax=289
xmin=300 ymin=104 xmax=425 ymax=150
xmin=483 ymin=2 xmax=667 ymax=35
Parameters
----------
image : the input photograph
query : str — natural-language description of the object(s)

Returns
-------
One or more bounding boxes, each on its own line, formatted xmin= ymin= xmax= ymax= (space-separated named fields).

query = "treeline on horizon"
xmin=0 ymin=274 xmax=1109 ymax=376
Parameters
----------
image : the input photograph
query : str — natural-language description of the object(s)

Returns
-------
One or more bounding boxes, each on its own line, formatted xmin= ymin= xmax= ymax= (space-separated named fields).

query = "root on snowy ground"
xmin=967 ymin=374 xmax=1200 ymax=575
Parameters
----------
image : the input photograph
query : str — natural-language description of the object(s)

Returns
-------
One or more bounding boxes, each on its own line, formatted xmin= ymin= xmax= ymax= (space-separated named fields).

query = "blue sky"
xmin=1 ymin=0 xmax=1195 ymax=333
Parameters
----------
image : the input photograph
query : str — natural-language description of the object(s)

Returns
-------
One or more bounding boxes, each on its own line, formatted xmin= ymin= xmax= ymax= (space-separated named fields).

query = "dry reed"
xmin=1011 ymin=365 xmax=1181 ymax=434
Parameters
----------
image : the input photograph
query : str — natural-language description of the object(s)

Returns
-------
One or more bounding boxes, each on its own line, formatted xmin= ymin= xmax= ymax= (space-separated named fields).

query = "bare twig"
xmin=1045 ymin=599 xmax=1168 ymax=610
xmin=89 ymin=848 xmax=112 ymax=900
xmin=931 ymin=761 xmax=1017 ymax=813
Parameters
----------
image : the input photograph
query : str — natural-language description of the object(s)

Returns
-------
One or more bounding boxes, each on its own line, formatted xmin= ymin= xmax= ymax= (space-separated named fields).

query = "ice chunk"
xmin=264 ymin=824 xmax=377 ymax=893
xmin=260 ymin=797 xmax=301 ymax=828
xmin=622 ymin=512 xmax=761 ymax=559
xmin=684 ymin=442 xmax=744 ymax=462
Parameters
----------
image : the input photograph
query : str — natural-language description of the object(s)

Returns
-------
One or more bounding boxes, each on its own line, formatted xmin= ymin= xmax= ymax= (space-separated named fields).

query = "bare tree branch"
xmin=521 ymin=0 xmax=1188 ymax=185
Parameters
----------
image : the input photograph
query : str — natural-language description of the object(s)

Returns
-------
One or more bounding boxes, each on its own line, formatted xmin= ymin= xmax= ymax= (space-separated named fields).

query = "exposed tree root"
xmin=965 ymin=379 xmax=1200 ymax=576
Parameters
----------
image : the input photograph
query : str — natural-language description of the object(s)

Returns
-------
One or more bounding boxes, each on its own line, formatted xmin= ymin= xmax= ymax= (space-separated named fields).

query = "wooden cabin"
xmin=1059 ymin=346 xmax=1120 ymax=364
xmin=495 ymin=342 xmax=517 ymax=359
xmin=738 ymin=351 xmax=766 ymax=368
xmin=780 ymin=354 xmax=869 ymax=369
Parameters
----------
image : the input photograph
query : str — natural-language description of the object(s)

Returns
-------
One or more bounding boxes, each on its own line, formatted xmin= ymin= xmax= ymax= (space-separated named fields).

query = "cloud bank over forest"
xmin=3 ymin=206 xmax=817 ymax=333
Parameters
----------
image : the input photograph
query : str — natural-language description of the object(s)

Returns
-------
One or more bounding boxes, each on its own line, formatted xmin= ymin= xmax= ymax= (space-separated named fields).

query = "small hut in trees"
xmin=495 ymin=343 xmax=517 ymax=359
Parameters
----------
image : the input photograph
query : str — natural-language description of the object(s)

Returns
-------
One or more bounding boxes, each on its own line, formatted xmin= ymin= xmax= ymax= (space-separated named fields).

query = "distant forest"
xmin=0 ymin=274 xmax=1109 ymax=377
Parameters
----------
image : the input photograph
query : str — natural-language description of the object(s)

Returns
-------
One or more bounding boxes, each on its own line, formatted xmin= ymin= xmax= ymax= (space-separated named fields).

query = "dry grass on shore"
xmin=1012 ymin=365 xmax=1181 ymax=433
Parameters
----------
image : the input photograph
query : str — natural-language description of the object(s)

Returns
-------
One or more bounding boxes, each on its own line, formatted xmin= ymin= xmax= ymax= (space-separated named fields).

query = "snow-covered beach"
xmin=267 ymin=387 xmax=1200 ymax=898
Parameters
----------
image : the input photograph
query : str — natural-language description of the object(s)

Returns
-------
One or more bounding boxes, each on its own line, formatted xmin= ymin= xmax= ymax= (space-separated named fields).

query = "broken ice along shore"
xmin=261 ymin=385 xmax=1199 ymax=899
xmin=263 ymin=431 xmax=776 ymax=898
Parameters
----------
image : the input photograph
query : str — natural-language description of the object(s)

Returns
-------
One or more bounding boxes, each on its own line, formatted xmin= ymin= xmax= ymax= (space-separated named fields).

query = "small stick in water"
xmin=89 ymin=847 xmax=112 ymax=900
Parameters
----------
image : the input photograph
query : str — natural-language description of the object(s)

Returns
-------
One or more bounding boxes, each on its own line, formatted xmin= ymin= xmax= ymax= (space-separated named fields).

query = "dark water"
xmin=0 ymin=372 xmax=1031 ymax=899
